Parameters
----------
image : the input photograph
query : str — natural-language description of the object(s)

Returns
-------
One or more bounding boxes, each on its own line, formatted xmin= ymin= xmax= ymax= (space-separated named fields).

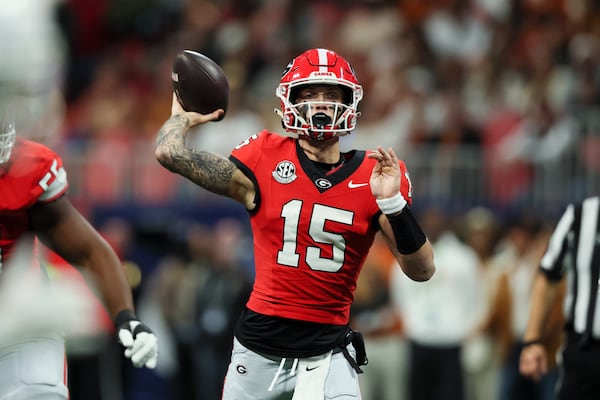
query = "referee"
xmin=520 ymin=196 xmax=600 ymax=399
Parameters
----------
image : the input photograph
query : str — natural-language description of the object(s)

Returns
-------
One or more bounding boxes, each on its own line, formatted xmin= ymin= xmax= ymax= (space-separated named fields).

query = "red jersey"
xmin=230 ymin=130 xmax=412 ymax=325
xmin=0 ymin=138 xmax=68 ymax=270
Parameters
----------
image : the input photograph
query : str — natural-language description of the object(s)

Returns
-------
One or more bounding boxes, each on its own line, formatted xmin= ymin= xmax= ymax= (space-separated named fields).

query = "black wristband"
xmin=522 ymin=339 xmax=543 ymax=348
xmin=387 ymin=207 xmax=427 ymax=254
xmin=114 ymin=309 xmax=137 ymax=328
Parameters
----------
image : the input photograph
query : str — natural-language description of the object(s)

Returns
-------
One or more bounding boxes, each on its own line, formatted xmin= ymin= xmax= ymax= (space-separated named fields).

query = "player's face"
xmin=294 ymin=85 xmax=344 ymax=131
xmin=295 ymin=85 xmax=344 ymax=106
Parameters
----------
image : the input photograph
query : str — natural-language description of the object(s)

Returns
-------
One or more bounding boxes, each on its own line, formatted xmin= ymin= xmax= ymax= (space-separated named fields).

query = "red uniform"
xmin=0 ymin=138 xmax=68 ymax=270
xmin=1 ymin=138 xmax=113 ymax=330
xmin=0 ymin=138 xmax=71 ymax=399
xmin=230 ymin=130 xmax=412 ymax=325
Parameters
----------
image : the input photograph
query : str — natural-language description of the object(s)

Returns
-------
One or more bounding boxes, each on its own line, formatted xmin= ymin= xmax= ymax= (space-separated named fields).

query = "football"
xmin=171 ymin=50 xmax=229 ymax=120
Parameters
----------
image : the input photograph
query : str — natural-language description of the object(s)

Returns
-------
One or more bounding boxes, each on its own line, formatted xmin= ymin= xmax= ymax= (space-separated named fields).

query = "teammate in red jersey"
xmin=155 ymin=48 xmax=435 ymax=399
xmin=0 ymin=133 xmax=159 ymax=398
xmin=0 ymin=4 xmax=157 ymax=398
xmin=0 ymin=116 xmax=159 ymax=400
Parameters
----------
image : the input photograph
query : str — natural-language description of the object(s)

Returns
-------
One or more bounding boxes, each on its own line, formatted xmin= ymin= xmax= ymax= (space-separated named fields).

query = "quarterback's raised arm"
xmin=155 ymin=93 xmax=255 ymax=209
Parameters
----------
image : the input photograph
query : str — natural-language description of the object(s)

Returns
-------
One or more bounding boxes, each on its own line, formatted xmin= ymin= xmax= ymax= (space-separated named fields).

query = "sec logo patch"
xmin=272 ymin=160 xmax=297 ymax=184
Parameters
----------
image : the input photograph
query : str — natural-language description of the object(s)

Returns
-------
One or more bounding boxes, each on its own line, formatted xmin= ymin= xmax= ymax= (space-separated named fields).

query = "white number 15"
xmin=277 ymin=200 xmax=353 ymax=272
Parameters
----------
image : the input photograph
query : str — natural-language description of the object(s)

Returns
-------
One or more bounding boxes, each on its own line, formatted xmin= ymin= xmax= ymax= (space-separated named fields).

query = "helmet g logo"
xmin=272 ymin=160 xmax=297 ymax=184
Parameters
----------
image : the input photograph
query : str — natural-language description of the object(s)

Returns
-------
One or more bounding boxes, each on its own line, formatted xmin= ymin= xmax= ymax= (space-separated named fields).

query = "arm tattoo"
xmin=156 ymin=115 xmax=234 ymax=196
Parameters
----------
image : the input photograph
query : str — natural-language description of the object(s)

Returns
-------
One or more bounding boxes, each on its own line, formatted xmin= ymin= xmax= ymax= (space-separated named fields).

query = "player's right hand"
xmin=115 ymin=310 xmax=158 ymax=369
xmin=170 ymin=93 xmax=223 ymax=126
xmin=519 ymin=344 xmax=547 ymax=381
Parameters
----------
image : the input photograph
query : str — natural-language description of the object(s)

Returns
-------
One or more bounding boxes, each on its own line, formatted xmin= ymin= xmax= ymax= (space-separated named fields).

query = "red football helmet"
xmin=275 ymin=48 xmax=363 ymax=140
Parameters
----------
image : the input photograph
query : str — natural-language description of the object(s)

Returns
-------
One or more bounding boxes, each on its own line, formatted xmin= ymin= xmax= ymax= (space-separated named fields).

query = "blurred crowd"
xmin=46 ymin=0 xmax=599 ymax=212
xmin=3 ymin=0 xmax=600 ymax=399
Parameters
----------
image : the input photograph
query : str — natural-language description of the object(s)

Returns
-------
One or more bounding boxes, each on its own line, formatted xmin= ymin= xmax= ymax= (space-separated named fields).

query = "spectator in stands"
xmin=351 ymin=234 xmax=407 ymax=400
xmin=459 ymin=207 xmax=505 ymax=400
xmin=391 ymin=208 xmax=479 ymax=400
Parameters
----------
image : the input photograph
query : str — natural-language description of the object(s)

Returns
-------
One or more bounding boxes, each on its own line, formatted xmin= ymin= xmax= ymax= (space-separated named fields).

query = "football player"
xmin=155 ymin=48 xmax=435 ymax=399
xmin=0 ymin=3 xmax=158 ymax=399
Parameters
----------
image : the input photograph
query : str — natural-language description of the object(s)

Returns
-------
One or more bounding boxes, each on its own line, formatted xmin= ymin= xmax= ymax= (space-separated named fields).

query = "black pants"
xmin=408 ymin=340 xmax=464 ymax=400
xmin=558 ymin=333 xmax=600 ymax=400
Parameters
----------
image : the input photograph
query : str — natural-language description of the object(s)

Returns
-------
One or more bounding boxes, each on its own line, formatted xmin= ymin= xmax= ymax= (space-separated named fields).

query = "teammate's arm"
xmin=30 ymin=196 xmax=134 ymax=318
xmin=155 ymin=94 xmax=256 ymax=209
xmin=31 ymin=196 xmax=159 ymax=368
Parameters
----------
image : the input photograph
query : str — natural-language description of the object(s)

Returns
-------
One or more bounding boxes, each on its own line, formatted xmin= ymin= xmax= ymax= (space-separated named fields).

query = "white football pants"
xmin=222 ymin=338 xmax=362 ymax=400
xmin=0 ymin=336 xmax=68 ymax=400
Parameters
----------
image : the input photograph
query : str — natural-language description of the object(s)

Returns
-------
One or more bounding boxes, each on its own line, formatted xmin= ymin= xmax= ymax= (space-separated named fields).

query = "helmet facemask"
xmin=0 ymin=107 xmax=16 ymax=164
xmin=286 ymin=98 xmax=353 ymax=140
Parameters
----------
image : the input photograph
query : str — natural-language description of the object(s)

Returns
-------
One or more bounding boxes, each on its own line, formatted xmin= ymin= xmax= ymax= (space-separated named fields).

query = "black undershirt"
xmin=234 ymin=308 xmax=350 ymax=358
xmin=313 ymin=152 xmax=348 ymax=176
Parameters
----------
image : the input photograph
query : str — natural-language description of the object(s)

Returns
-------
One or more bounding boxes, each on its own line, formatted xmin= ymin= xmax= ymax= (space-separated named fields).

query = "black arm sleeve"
xmin=387 ymin=207 xmax=427 ymax=254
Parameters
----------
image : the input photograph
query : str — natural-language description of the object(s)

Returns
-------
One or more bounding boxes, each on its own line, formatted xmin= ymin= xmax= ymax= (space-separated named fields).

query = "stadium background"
xmin=3 ymin=0 xmax=599 ymax=399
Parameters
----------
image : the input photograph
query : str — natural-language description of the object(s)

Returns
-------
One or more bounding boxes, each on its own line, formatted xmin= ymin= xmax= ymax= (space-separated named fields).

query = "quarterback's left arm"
xmin=31 ymin=197 xmax=158 ymax=368
xmin=368 ymin=147 xmax=435 ymax=281
xmin=378 ymin=215 xmax=434 ymax=281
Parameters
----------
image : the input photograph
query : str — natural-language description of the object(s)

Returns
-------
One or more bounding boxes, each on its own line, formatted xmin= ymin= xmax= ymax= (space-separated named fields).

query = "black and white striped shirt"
xmin=540 ymin=196 xmax=600 ymax=339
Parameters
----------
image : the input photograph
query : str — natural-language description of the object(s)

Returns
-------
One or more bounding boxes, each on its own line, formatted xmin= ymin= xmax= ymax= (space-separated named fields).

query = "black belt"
xmin=335 ymin=330 xmax=368 ymax=373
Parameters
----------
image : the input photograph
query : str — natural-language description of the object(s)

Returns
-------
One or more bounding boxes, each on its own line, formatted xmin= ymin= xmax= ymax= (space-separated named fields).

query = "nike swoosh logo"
xmin=348 ymin=180 xmax=369 ymax=189
xmin=306 ymin=365 xmax=320 ymax=371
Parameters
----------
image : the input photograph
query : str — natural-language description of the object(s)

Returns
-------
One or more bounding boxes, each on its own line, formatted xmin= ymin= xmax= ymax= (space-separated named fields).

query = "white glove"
xmin=115 ymin=310 xmax=158 ymax=369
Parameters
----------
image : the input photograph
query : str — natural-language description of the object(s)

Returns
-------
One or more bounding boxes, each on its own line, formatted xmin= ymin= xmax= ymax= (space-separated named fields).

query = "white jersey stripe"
xmin=540 ymin=204 xmax=573 ymax=270
xmin=574 ymin=198 xmax=598 ymax=332
xmin=540 ymin=204 xmax=576 ymax=335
